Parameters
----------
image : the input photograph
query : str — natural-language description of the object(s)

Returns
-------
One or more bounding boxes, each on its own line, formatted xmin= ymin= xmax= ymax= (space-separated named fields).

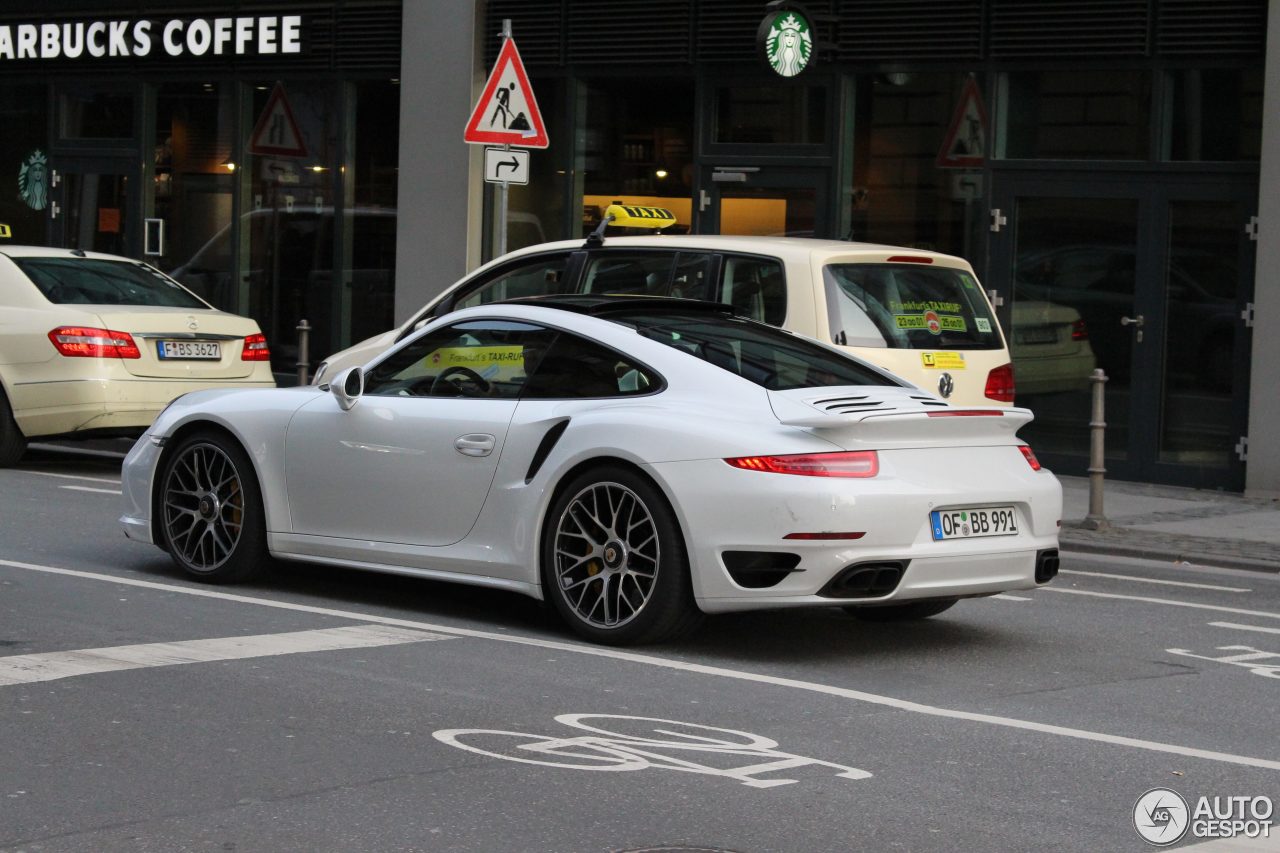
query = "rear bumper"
xmin=13 ymin=377 xmax=275 ymax=439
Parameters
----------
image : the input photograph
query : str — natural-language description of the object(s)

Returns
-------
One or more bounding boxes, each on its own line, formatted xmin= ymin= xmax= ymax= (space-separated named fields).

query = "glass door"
xmin=989 ymin=174 xmax=1253 ymax=488
xmin=699 ymin=167 xmax=830 ymax=238
xmin=51 ymin=156 xmax=139 ymax=256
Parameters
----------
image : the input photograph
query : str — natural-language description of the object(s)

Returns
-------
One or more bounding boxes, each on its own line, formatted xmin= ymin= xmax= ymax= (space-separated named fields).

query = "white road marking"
xmin=17 ymin=471 xmax=121 ymax=485
xmin=59 ymin=485 xmax=122 ymax=495
xmin=1060 ymin=569 xmax=1250 ymax=593
xmin=3 ymin=557 xmax=1280 ymax=772
xmin=1210 ymin=622 xmax=1280 ymax=636
xmin=0 ymin=624 xmax=450 ymax=686
xmin=992 ymin=594 xmax=1031 ymax=601
xmin=1046 ymin=587 xmax=1280 ymax=621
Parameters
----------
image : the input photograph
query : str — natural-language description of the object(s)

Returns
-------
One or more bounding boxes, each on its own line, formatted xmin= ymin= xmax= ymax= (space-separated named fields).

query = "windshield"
xmin=614 ymin=310 xmax=897 ymax=391
xmin=824 ymin=262 xmax=1001 ymax=350
xmin=15 ymin=258 xmax=208 ymax=308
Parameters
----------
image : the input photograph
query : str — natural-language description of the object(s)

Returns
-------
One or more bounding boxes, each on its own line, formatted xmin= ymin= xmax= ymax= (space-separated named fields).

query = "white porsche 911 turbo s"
xmin=120 ymin=295 xmax=1062 ymax=645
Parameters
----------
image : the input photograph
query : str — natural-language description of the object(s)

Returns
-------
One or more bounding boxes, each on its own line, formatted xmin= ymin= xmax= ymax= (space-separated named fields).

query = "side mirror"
xmin=331 ymin=366 xmax=363 ymax=411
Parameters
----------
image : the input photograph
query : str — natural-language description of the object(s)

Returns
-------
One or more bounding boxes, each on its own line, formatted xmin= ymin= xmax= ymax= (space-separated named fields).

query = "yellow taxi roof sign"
xmin=605 ymin=204 xmax=678 ymax=230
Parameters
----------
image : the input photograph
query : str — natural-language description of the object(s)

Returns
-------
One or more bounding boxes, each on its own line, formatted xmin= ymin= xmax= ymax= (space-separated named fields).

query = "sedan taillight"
xmin=241 ymin=333 xmax=270 ymax=361
xmin=725 ymin=451 xmax=879 ymax=478
xmin=1071 ymin=319 xmax=1089 ymax=341
xmin=985 ymin=363 xmax=1016 ymax=403
xmin=48 ymin=327 xmax=140 ymax=359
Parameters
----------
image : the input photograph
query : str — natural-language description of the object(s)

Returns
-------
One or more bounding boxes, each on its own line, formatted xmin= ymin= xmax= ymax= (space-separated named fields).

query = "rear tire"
xmin=158 ymin=431 xmax=269 ymax=583
xmin=541 ymin=465 xmax=701 ymax=645
xmin=0 ymin=389 xmax=26 ymax=468
xmin=842 ymin=598 xmax=959 ymax=622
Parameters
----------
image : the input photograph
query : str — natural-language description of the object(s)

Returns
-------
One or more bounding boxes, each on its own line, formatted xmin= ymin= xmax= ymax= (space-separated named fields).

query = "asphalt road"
xmin=2 ymin=442 xmax=1279 ymax=852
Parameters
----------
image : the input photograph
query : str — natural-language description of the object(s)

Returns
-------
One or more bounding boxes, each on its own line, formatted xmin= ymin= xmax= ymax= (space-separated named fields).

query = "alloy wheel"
xmin=162 ymin=441 xmax=246 ymax=571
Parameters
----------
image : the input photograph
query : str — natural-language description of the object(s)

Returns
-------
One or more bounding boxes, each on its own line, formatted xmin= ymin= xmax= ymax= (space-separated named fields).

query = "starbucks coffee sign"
xmin=0 ymin=15 xmax=302 ymax=61
xmin=758 ymin=5 xmax=814 ymax=78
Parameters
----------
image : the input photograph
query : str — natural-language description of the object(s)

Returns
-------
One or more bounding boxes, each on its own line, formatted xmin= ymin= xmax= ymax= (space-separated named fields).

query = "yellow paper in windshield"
xmin=921 ymin=352 xmax=967 ymax=369
xmin=425 ymin=346 xmax=525 ymax=382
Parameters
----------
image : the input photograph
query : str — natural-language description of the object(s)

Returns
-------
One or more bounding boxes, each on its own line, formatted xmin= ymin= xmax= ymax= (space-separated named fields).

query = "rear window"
xmin=15 ymin=258 xmax=207 ymax=308
xmin=616 ymin=311 xmax=896 ymax=391
xmin=824 ymin=263 xmax=1001 ymax=350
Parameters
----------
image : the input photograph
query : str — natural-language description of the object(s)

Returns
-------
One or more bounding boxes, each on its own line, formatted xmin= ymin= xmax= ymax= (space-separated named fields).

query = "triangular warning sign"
xmin=936 ymin=77 xmax=987 ymax=168
xmin=248 ymin=82 xmax=308 ymax=158
xmin=463 ymin=38 xmax=549 ymax=149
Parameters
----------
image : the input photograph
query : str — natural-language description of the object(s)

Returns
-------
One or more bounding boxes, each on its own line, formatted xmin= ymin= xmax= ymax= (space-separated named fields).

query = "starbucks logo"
xmin=18 ymin=150 xmax=48 ymax=212
xmin=762 ymin=11 xmax=813 ymax=78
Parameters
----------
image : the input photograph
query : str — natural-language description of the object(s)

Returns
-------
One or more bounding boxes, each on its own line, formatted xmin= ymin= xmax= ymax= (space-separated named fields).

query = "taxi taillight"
xmin=985 ymin=363 xmax=1016 ymax=403
xmin=241 ymin=333 xmax=270 ymax=361
xmin=48 ymin=327 xmax=140 ymax=359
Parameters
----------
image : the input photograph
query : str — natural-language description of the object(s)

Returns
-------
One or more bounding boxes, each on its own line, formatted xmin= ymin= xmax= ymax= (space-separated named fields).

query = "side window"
xmin=522 ymin=333 xmax=659 ymax=399
xmin=720 ymin=255 xmax=786 ymax=326
xmin=581 ymin=253 xmax=677 ymax=296
xmin=364 ymin=320 xmax=556 ymax=399
xmin=454 ymin=254 xmax=572 ymax=310
xmin=671 ymin=252 xmax=716 ymax=301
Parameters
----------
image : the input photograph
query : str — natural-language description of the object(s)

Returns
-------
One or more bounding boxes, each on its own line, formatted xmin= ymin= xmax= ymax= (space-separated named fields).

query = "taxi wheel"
xmin=842 ymin=598 xmax=959 ymax=622
xmin=159 ymin=431 xmax=268 ymax=583
xmin=0 ymin=390 xmax=26 ymax=468
xmin=542 ymin=465 xmax=701 ymax=646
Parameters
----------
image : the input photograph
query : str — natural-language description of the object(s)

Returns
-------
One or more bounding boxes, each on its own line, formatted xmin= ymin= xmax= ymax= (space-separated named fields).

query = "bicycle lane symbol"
xmin=432 ymin=714 xmax=872 ymax=789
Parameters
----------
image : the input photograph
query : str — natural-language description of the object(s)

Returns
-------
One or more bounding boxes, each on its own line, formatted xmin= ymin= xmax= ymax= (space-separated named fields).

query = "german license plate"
xmin=158 ymin=340 xmax=221 ymax=360
xmin=930 ymin=506 xmax=1018 ymax=540
xmin=1015 ymin=326 xmax=1058 ymax=345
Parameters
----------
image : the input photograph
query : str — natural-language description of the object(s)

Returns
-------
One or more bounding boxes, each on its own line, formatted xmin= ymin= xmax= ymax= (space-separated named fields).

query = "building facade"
xmin=3 ymin=0 xmax=1277 ymax=497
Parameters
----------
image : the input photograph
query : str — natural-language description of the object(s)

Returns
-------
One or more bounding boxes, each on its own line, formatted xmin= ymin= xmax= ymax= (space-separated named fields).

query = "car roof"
xmin=493 ymin=234 xmax=972 ymax=266
xmin=0 ymin=245 xmax=142 ymax=262
xmin=499 ymin=293 xmax=736 ymax=317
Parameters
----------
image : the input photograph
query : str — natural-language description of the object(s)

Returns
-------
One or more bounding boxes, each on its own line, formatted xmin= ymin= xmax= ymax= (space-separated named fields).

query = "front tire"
xmin=0 ymin=389 xmax=27 ymax=468
xmin=159 ymin=431 xmax=269 ymax=583
xmin=842 ymin=598 xmax=959 ymax=622
xmin=542 ymin=465 xmax=701 ymax=645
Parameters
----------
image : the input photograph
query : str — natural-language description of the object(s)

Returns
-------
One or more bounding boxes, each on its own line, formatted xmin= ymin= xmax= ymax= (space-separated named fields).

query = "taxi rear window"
xmin=16 ymin=258 xmax=208 ymax=308
xmin=824 ymin=263 xmax=1001 ymax=350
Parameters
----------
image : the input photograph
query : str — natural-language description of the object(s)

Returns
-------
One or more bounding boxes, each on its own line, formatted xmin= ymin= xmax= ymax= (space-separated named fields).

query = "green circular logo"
xmin=763 ymin=10 xmax=813 ymax=78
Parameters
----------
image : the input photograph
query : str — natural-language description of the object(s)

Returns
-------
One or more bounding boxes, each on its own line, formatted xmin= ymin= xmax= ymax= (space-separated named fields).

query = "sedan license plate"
xmin=158 ymin=340 xmax=221 ymax=360
xmin=1015 ymin=326 xmax=1058 ymax=345
xmin=930 ymin=506 xmax=1018 ymax=540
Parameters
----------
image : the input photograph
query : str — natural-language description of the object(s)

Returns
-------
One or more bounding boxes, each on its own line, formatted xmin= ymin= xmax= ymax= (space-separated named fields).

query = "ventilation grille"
xmin=836 ymin=0 xmax=983 ymax=61
xmin=1156 ymin=0 xmax=1267 ymax=56
xmin=485 ymin=0 xmax=1266 ymax=66
xmin=990 ymin=0 xmax=1150 ymax=58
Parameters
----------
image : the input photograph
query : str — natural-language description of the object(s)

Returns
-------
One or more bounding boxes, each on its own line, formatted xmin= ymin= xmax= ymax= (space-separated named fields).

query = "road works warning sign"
xmin=936 ymin=77 xmax=987 ymax=168
xmin=463 ymin=38 xmax=548 ymax=148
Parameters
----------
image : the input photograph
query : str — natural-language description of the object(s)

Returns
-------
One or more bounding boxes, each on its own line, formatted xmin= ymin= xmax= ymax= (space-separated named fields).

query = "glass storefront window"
xmin=578 ymin=78 xmax=694 ymax=236
xmin=0 ymin=84 xmax=50 ymax=245
xmin=997 ymin=71 xmax=1151 ymax=160
xmin=156 ymin=82 xmax=236 ymax=311
xmin=849 ymin=73 xmax=986 ymax=258
xmin=502 ymin=77 xmax=563 ymax=253
xmin=346 ymin=81 xmax=400 ymax=347
xmin=714 ymin=85 xmax=827 ymax=145
xmin=1165 ymin=68 xmax=1262 ymax=161
xmin=58 ymin=85 xmax=134 ymax=139
xmin=242 ymin=80 xmax=338 ymax=377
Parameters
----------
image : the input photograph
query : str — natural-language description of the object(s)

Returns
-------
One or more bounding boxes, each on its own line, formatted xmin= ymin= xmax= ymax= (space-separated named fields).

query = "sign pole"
xmin=496 ymin=19 xmax=512 ymax=256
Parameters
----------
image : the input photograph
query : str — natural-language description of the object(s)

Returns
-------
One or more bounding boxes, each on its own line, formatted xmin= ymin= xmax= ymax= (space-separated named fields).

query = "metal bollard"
xmin=296 ymin=318 xmax=311 ymax=386
xmin=1081 ymin=368 xmax=1110 ymax=530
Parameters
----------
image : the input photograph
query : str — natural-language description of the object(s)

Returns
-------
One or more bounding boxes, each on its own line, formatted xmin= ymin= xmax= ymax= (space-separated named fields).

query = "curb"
xmin=1059 ymin=538 xmax=1280 ymax=575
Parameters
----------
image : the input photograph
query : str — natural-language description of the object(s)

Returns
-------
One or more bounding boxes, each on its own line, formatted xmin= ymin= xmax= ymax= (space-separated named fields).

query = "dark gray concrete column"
xmin=394 ymin=0 xmax=485 ymax=324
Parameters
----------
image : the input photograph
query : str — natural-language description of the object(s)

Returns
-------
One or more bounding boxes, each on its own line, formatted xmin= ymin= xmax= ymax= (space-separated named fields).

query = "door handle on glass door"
xmin=1121 ymin=314 xmax=1144 ymax=342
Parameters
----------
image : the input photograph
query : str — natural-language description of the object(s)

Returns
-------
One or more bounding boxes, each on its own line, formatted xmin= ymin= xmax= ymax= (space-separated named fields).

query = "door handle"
xmin=454 ymin=433 xmax=496 ymax=457
xmin=1120 ymin=315 xmax=1144 ymax=327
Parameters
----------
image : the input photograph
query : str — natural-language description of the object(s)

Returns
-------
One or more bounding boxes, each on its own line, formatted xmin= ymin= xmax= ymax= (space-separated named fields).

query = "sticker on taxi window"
xmin=921 ymin=352 xmax=966 ymax=369
xmin=0 ymin=224 xmax=11 ymax=238
xmin=895 ymin=312 xmax=966 ymax=334
xmin=975 ymin=317 xmax=992 ymax=333
xmin=426 ymin=346 xmax=525 ymax=381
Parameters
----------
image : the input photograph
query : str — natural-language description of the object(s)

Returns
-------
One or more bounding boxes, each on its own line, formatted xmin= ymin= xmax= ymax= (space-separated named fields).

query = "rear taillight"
xmin=1019 ymin=445 xmax=1042 ymax=471
xmin=1071 ymin=319 xmax=1088 ymax=341
xmin=985 ymin=363 xmax=1016 ymax=402
xmin=48 ymin=327 xmax=140 ymax=359
xmin=241 ymin=333 xmax=270 ymax=361
xmin=725 ymin=451 xmax=879 ymax=478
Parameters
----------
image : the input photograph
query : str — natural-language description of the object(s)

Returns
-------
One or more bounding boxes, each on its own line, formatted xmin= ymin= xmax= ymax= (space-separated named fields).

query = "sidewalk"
xmin=1058 ymin=474 xmax=1280 ymax=573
